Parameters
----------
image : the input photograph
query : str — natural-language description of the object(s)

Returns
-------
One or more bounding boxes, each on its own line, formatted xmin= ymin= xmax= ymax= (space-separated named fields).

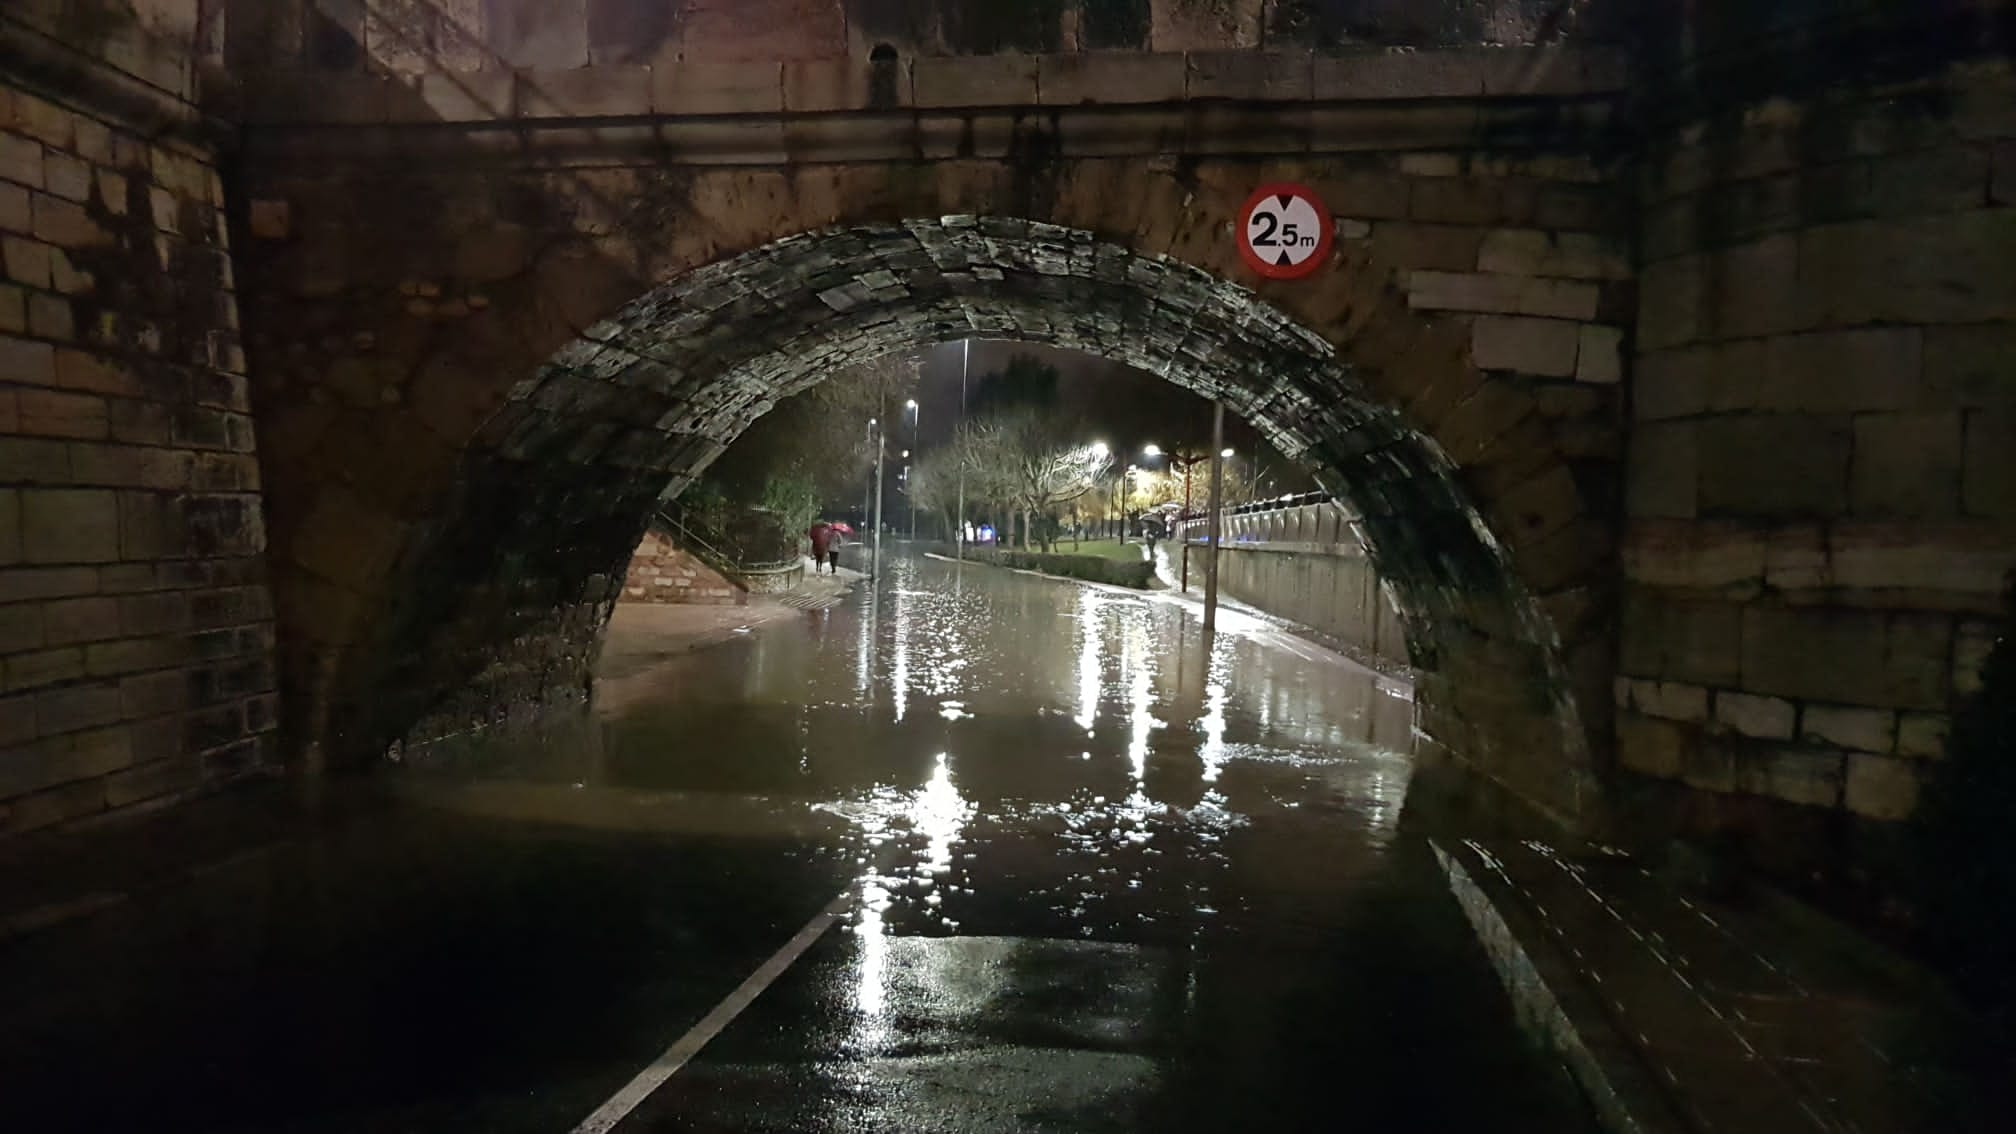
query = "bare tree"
xmin=972 ymin=409 xmax=1112 ymax=550
xmin=909 ymin=419 xmax=1012 ymax=541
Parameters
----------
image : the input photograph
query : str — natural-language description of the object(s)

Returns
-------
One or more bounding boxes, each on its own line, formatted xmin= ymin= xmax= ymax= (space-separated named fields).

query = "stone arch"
xmin=337 ymin=217 xmax=1602 ymax=826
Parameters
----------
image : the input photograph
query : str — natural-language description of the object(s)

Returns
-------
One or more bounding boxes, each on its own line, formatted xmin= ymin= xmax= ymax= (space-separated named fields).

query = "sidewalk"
xmin=0 ymin=776 xmax=328 ymax=947
xmin=1434 ymin=837 xmax=2011 ymax=1132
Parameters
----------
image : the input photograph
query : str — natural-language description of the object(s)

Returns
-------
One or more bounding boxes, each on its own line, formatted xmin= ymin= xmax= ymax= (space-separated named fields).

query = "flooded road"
xmin=0 ymin=551 xmax=1590 ymax=1132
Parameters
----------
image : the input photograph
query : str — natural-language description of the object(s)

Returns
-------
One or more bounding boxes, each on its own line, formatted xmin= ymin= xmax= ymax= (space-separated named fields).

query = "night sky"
xmin=903 ymin=341 xmax=1313 ymax=488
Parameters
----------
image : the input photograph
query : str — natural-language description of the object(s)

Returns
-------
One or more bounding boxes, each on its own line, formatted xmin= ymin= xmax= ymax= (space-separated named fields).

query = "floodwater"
xmin=0 ymin=551 xmax=1591 ymax=1132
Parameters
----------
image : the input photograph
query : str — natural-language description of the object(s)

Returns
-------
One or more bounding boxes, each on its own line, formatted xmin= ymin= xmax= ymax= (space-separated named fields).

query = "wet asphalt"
xmin=0 ymin=550 xmax=1591 ymax=1132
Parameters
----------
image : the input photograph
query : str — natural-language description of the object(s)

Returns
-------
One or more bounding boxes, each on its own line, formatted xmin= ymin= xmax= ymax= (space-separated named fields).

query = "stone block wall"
xmin=1619 ymin=56 xmax=2016 ymax=877
xmin=214 ymin=0 xmax=1627 ymax=130
xmin=0 ymin=6 xmax=276 ymax=834
xmin=219 ymin=0 xmax=1615 ymax=81
xmin=621 ymin=528 xmax=744 ymax=605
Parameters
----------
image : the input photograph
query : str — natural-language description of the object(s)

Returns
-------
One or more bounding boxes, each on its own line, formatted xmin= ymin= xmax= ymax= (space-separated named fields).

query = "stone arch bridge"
xmin=0 ymin=1 xmax=2010 ymax=899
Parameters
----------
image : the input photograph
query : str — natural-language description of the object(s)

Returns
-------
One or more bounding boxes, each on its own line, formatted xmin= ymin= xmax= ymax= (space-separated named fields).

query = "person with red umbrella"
xmin=808 ymin=520 xmax=833 ymax=575
xmin=809 ymin=520 xmax=852 ymax=575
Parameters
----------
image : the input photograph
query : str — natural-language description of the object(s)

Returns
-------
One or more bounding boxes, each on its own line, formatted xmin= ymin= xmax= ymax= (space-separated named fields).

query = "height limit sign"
xmin=1237 ymin=183 xmax=1333 ymax=281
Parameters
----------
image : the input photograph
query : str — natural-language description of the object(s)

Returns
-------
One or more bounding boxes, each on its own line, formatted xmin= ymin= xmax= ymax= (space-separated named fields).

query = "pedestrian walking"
xmin=809 ymin=521 xmax=834 ymax=575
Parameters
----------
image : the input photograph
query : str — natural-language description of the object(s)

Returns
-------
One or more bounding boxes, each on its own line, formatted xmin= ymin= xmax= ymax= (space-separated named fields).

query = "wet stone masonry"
xmin=217 ymin=4 xmax=1633 ymax=823
xmin=241 ymin=179 xmax=1629 ymax=828
xmin=1617 ymin=54 xmax=2016 ymax=883
xmin=0 ymin=4 xmax=276 ymax=834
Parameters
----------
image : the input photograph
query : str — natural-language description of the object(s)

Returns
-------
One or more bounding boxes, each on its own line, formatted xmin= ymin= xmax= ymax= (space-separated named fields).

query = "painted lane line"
xmin=571 ymin=889 xmax=855 ymax=1134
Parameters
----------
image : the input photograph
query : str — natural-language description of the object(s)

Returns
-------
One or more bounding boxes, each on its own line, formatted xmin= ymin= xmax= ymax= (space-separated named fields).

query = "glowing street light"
xmin=1091 ymin=440 xmax=1110 ymax=458
xmin=1220 ymin=447 xmax=1235 ymax=459
xmin=1142 ymin=443 xmax=1163 ymax=457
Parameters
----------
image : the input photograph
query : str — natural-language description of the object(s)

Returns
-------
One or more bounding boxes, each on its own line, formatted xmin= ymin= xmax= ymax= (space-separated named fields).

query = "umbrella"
xmin=827 ymin=522 xmax=855 ymax=535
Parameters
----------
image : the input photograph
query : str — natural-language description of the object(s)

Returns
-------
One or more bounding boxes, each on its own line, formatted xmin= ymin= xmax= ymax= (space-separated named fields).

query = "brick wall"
xmin=0 ymin=11 xmax=276 ymax=835
xmin=1619 ymin=58 xmax=2016 ymax=874
xmin=621 ymin=529 xmax=744 ymax=605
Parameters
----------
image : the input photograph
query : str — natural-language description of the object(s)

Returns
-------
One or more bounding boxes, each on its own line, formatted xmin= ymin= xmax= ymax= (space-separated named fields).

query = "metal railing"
xmin=655 ymin=508 xmax=802 ymax=577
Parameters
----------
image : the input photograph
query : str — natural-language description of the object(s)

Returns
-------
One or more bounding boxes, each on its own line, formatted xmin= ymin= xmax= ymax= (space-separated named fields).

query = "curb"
xmin=1431 ymin=838 xmax=1685 ymax=1134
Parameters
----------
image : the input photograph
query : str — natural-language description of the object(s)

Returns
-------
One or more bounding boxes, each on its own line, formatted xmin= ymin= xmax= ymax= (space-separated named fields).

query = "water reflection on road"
xmin=0 ymin=550 xmax=1590 ymax=1134
xmin=508 ymin=552 xmax=1421 ymax=944
xmin=555 ymin=552 xmax=1585 ymax=1132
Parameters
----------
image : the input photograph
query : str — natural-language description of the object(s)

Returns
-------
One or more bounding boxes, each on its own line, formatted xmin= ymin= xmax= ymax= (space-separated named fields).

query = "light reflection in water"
xmin=1199 ymin=683 xmax=1228 ymax=783
xmin=855 ymin=585 xmax=876 ymax=701
xmin=916 ymin=753 xmax=967 ymax=880
xmin=891 ymin=578 xmax=910 ymax=723
xmin=769 ymin=555 xmax=1421 ymax=1045
xmin=1075 ymin=590 xmax=1100 ymax=737
xmin=1197 ymin=625 xmax=1235 ymax=783
xmin=1123 ymin=615 xmax=1160 ymax=806
xmin=849 ymin=751 xmax=970 ymax=1048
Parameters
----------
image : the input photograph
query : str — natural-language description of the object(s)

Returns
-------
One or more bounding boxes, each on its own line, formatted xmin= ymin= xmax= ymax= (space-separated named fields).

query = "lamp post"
xmin=1122 ymin=464 xmax=1138 ymax=543
xmin=1166 ymin=449 xmax=1211 ymax=592
xmin=1204 ymin=406 xmax=1226 ymax=633
xmin=905 ymin=399 xmax=919 ymax=542
xmin=863 ymin=417 xmax=876 ymax=535
xmin=1088 ymin=441 xmax=1109 ymax=548
xmin=872 ymin=418 xmax=886 ymax=579
xmin=1121 ymin=444 xmax=1163 ymax=544
xmin=900 ymin=450 xmax=912 ymax=541
xmin=1111 ymin=468 xmax=1125 ymax=541
xmin=955 ymin=341 xmax=969 ymax=560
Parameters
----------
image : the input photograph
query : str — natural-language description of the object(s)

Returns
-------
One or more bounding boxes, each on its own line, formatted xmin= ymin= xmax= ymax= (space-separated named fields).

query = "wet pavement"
xmin=0 ymin=550 xmax=1591 ymax=1132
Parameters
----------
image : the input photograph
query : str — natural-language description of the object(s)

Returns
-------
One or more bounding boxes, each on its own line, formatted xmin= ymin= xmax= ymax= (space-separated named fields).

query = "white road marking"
xmin=570 ymin=889 xmax=855 ymax=1134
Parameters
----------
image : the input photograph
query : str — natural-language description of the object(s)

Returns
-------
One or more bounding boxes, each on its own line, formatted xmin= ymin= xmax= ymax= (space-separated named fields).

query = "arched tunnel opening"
xmin=338 ymin=219 xmax=1598 ymax=833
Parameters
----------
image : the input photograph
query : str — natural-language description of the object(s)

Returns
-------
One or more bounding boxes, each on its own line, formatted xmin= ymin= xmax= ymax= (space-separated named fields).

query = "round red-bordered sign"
xmin=1237 ymin=183 xmax=1334 ymax=281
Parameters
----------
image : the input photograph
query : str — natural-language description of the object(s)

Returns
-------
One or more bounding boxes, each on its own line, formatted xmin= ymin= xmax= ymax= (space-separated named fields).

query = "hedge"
xmin=962 ymin=546 xmax=1156 ymax=589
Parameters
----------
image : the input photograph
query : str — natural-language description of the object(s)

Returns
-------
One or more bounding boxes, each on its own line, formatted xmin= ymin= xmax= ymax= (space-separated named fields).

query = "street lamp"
xmin=863 ymin=417 xmax=877 ymax=528
xmin=1158 ymin=449 xmax=1217 ymax=592
xmin=1119 ymin=445 xmax=1165 ymax=542
xmin=904 ymin=401 xmax=920 ymax=541
xmin=1118 ymin=463 xmax=1140 ymax=544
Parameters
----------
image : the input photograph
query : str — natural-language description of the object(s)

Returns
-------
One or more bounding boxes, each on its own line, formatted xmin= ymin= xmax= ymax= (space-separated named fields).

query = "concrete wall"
xmin=620 ymin=528 xmax=743 ymax=605
xmin=1185 ymin=500 xmax=1410 ymax=671
xmin=1617 ymin=8 xmax=2016 ymax=881
xmin=0 ymin=2 xmax=276 ymax=833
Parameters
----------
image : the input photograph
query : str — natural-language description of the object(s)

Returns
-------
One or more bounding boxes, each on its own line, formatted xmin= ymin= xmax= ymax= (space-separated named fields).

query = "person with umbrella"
xmin=827 ymin=522 xmax=854 ymax=573
xmin=809 ymin=520 xmax=834 ymax=575
xmin=809 ymin=520 xmax=852 ymax=575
